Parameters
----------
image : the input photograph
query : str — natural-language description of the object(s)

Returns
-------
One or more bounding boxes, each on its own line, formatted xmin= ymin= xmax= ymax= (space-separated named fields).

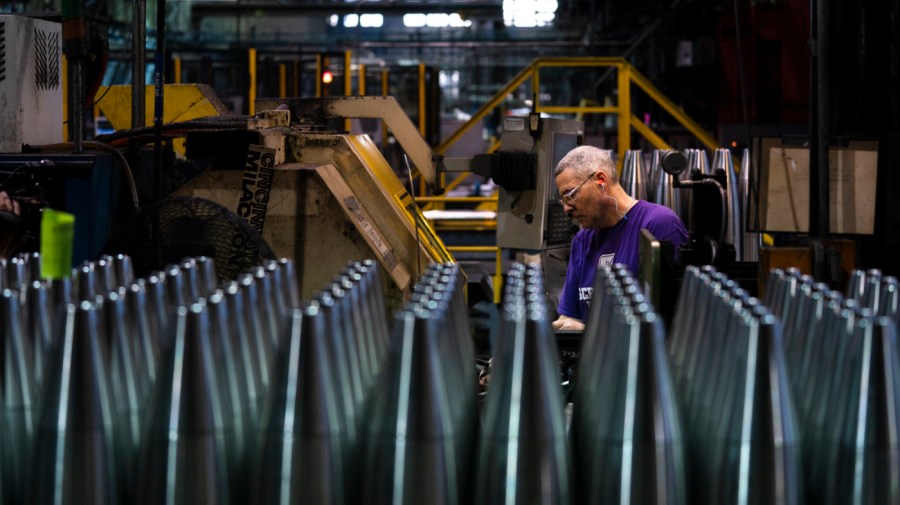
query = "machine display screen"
xmin=548 ymin=132 xmax=579 ymax=200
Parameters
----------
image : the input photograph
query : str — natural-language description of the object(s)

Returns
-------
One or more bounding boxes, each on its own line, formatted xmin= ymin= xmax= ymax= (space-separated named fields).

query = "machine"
xmin=472 ymin=116 xmax=584 ymax=251
xmin=0 ymin=15 xmax=63 ymax=153
xmin=166 ymin=97 xmax=455 ymax=306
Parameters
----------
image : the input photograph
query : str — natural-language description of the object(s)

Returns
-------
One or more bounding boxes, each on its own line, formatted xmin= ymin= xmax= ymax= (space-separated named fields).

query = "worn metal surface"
xmin=255 ymin=96 xmax=438 ymax=187
xmin=173 ymin=130 xmax=451 ymax=305
xmin=29 ymin=301 xmax=118 ymax=505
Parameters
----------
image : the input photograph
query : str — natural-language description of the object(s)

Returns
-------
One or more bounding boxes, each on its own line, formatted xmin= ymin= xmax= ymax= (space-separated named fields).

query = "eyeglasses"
xmin=560 ymin=172 xmax=597 ymax=205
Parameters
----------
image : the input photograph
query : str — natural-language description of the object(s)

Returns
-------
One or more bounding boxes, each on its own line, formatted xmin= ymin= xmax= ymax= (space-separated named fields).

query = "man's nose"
xmin=561 ymin=202 xmax=574 ymax=214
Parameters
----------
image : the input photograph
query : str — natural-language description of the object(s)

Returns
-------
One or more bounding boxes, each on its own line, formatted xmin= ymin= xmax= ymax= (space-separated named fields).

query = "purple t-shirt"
xmin=557 ymin=200 xmax=688 ymax=321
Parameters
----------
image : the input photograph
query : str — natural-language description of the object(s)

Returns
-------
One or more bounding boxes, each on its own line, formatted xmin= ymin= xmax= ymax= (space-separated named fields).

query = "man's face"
xmin=556 ymin=169 xmax=605 ymax=229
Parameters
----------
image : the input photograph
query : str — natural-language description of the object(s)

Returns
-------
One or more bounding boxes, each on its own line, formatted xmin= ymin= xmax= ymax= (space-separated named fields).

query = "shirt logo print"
xmin=598 ymin=253 xmax=615 ymax=268
xmin=579 ymin=287 xmax=593 ymax=302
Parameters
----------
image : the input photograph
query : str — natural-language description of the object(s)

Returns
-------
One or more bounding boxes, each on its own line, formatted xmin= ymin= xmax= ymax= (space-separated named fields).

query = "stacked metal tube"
xmin=476 ymin=262 xmax=572 ymax=505
xmin=359 ymin=263 xmax=476 ymax=505
xmin=845 ymin=268 xmax=899 ymax=322
xmin=255 ymin=260 xmax=390 ymax=505
xmin=621 ymin=149 xmax=648 ymax=202
xmin=668 ymin=265 xmax=802 ymax=505
xmin=0 ymin=252 xmax=306 ymax=504
xmin=649 ymin=149 xmax=684 ymax=221
xmin=712 ymin=148 xmax=742 ymax=259
xmin=768 ymin=267 xmax=900 ymax=504
xmin=571 ymin=263 xmax=686 ymax=505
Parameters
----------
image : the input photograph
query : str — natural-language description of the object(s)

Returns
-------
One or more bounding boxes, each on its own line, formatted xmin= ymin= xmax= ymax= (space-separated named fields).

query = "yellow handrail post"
xmin=629 ymin=114 xmax=672 ymax=150
xmin=494 ymin=247 xmax=503 ymax=304
xmin=381 ymin=68 xmax=389 ymax=149
xmin=174 ymin=57 xmax=182 ymax=84
xmin=435 ymin=60 xmax=537 ymax=155
xmin=292 ymin=60 xmax=299 ymax=97
xmin=359 ymin=63 xmax=366 ymax=96
xmin=315 ymin=54 xmax=323 ymax=98
xmin=278 ymin=63 xmax=286 ymax=98
xmin=248 ymin=48 xmax=257 ymax=115
xmin=344 ymin=50 xmax=352 ymax=131
xmin=617 ymin=63 xmax=631 ymax=176
xmin=629 ymin=68 xmax=720 ymax=152
xmin=418 ymin=61 xmax=427 ymax=196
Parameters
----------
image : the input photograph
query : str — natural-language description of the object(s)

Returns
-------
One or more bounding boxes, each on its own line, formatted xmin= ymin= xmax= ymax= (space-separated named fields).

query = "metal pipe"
xmin=249 ymin=48 xmax=257 ymax=114
xmin=71 ymin=59 xmax=85 ymax=152
xmin=132 ymin=0 xmax=146 ymax=129
xmin=810 ymin=0 xmax=830 ymax=238
xmin=154 ymin=0 xmax=166 ymax=197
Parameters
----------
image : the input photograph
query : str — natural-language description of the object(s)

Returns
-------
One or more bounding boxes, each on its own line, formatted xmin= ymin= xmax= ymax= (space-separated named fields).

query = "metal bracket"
xmin=255 ymin=96 xmax=441 ymax=192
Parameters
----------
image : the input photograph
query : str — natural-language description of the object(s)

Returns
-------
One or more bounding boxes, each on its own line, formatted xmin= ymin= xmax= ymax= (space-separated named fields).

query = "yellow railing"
xmin=436 ymin=56 xmax=720 ymax=174
xmin=422 ymin=57 xmax=722 ymax=300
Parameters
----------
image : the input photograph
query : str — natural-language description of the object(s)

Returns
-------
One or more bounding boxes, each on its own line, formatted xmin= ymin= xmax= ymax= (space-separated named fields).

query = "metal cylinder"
xmin=137 ymin=303 xmax=230 ymax=505
xmin=254 ymin=304 xmax=347 ymax=505
xmin=28 ymin=301 xmax=117 ymax=504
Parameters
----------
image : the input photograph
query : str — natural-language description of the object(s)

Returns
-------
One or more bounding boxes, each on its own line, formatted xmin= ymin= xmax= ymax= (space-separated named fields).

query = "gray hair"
xmin=554 ymin=145 xmax=618 ymax=184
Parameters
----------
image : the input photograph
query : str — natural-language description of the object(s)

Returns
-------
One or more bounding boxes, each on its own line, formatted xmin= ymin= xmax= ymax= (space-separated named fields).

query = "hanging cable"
xmin=31 ymin=141 xmax=141 ymax=210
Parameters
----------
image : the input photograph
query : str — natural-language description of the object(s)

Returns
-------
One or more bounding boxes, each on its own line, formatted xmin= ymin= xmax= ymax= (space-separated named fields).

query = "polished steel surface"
xmin=221 ymin=280 xmax=265 ymax=430
xmin=713 ymin=148 xmax=742 ymax=258
xmin=252 ymin=266 xmax=283 ymax=351
xmin=75 ymin=263 xmax=99 ymax=302
xmin=1 ymin=288 xmax=38 ymax=504
xmin=670 ymin=267 xmax=802 ymax=505
xmin=113 ymin=253 xmax=135 ymax=288
xmin=254 ymin=305 xmax=346 ymax=505
xmin=652 ymin=149 xmax=682 ymax=218
xmin=123 ymin=283 xmax=159 ymax=393
xmin=29 ymin=301 xmax=118 ymax=504
xmin=207 ymin=290 xmax=252 ymax=504
xmin=237 ymin=273 xmax=275 ymax=396
xmin=622 ymin=149 xmax=648 ymax=201
xmin=23 ymin=280 xmax=51 ymax=394
xmin=137 ymin=303 xmax=230 ymax=505
xmin=477 ymin=263 xmax=572 ymax=505
xmin=141 ymin=272 xmax=170 ymax=352
xmin=195 ymin=256 xmax=218 ymax=296
xmin=363 ymin=308 xmax=462 ymax=505
xmin=5 ymin=256 xmax=27 ymax=289
xmin=100 ymin=290 xmax=147 ymax=504
xmin=738 ymin=148 xmax=758 ymax=261
xmin=22 ymin=251 xmax=41 ymax=282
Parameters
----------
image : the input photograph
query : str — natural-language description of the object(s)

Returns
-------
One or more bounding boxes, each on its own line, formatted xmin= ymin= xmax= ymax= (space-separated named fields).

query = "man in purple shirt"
xmin=552 ymin=146 xmax=688 ymax=330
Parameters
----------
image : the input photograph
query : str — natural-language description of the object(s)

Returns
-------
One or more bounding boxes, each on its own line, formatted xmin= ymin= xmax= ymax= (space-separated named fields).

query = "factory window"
xmin=403 ymin=12 xmax=471 ymax=28
xmin=503 ymin=0 xmax=557 ymax=27
xmin=331 ymin=13 xmax=383 ymax=28
xmin=361 ymin=14 xmax=384 ymax=27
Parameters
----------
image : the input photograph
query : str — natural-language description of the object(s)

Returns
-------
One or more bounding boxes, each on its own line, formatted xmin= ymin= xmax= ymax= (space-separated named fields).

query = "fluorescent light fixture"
xmin=403 ymin=13 xmax=427 ymax=27
xmin=404 ymin=12 xmax=471 ymax=28
xmin=360 ymin=13 xmax=383 ymax=27
xmin=503 ymin=0 xmax=557 ymax=27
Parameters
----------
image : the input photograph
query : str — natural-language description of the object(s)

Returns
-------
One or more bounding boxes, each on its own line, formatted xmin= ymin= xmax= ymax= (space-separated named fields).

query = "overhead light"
xmin=360 ymin=14 xmax=383 ymax=27
xmin=404 ymin=12 xmax=472 ymax=28
xmin=503 ymin=0 xmax=557 ymax=27
xmin=403 ymin=13 xmax=427 ymax=27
